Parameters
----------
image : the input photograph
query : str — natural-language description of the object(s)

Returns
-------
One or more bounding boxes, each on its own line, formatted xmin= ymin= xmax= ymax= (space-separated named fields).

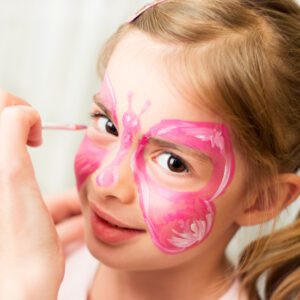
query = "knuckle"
xmin=1 ymin=105 xmax=38 ymax=125
xmin=1 ymin=106 xmax=25 ymax=123
xmin=0 ymin=91 xmax=32 ymax=114
xmin=2 ymin=105 xmax=16 ymax=116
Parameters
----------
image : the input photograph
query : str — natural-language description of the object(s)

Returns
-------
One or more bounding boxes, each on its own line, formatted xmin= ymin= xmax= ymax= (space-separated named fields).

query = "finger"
xmin=0 ymin=89 xmax=30 ymax=111
xmin=27 ymin=116 xmax=42 ymax=147
xmin=45 ymin=188 xmax=82 ymax=224
xmin=0 ymin=106 xmax=42 ymax=180
xmin=0 ymin=105 xmax=42 ymax=151
xmin=56 ymin=215 xmax=84 ymax=246
xmin=0 ymin=91 xmax=41 ymax=147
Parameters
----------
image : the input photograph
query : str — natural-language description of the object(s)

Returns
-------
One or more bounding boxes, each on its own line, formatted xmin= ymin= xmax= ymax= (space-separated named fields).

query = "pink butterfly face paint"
xmin=74 ymin=135 xmax=109 ymax=189
xmin=74 ymin=73 xmax=118 ymax=189
xmin=134 ymin=120 xmax=235 ymax=254
xmin=97 ymin=93 xmax=150 ymax=187
xmin=74 ymin=72 xmax=235 ymax=255
xmin=94 ymin=72 xmax=118 ymax=126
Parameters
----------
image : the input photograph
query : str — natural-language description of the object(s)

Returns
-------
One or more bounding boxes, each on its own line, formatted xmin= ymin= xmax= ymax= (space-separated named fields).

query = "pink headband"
xmin=127 ymin=0 xmax=167 ymax=23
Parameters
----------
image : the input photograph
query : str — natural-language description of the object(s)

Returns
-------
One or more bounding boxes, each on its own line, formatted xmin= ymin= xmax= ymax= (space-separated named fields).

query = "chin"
xmin=83 ymin=228 xmax=155 ymax=270
xmin=83 ymin=225 xmax=201 ymax=272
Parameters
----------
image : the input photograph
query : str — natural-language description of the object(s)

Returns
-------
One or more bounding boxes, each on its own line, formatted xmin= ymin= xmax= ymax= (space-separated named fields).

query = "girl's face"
xmin=75 ymin=30 xmax=248 ymax=270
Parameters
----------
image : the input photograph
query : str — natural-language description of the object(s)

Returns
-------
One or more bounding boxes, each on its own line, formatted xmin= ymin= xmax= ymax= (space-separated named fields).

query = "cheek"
xmin=134 ymin=146 xmax=215 ymax=255
xmin=142 ymin=181 xmax=216 ymax=255
xmin=133 ymin=130 xmax=235 ymax=255
xmin=74 ymin=135 xmax=109 ymax=189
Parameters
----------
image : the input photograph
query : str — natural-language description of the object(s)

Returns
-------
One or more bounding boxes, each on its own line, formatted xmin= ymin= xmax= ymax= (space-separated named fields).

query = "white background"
xmin=1 ymin=0 xmax=299 ymax=261
xmin=0 ymin=0 xmax=148 ymax=193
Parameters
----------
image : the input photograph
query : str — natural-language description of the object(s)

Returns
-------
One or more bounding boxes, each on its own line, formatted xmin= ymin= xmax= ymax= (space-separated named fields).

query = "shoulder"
xmin=58 ymin=243 xmax=99 ymax=300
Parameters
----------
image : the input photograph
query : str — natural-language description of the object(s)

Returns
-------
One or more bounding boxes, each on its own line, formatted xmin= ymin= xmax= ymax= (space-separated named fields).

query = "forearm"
xmin=0 ymin=264 xmax=62 ymax=300
xmin=0 ymin=278 xmax=59 ymax=300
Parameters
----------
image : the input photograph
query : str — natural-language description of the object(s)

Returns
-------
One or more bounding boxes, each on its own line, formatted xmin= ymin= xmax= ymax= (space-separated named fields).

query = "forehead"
xmin=105 ymin=30 xmax=219 ymax=131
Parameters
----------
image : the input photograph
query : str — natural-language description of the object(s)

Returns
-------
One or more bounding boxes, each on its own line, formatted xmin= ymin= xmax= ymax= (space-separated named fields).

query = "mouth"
xmin=90 ymin=202 xmax=144 ymax=231
xmin=89 ymin=202 xmax=146 ymax=244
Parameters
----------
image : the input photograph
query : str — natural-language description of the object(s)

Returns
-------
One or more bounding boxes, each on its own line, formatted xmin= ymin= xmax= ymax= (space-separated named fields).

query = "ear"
xmin=236 ymin=173 xmax=300 ymax=226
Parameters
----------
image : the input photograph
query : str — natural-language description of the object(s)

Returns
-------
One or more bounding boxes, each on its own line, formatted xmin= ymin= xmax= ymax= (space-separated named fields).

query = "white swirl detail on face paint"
xmin=156 ymin=125 xmax=179 ymax=135
xmin=169 ymin=211 xmax=213 ymax=248
xmin=168 ymin=202 xmax=214 ymax=249
xmin=212 ymin=159 xmax=232 ymax=200
xmin=195 ymin=130 xmax=224 ymax=151
xmin=211 ymin=130 xmax=224 ymax=150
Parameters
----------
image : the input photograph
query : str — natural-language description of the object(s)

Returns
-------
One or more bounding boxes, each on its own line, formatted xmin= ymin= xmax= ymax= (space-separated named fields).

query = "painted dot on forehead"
xmin=96 ymin=92 xmax=151 ymax=188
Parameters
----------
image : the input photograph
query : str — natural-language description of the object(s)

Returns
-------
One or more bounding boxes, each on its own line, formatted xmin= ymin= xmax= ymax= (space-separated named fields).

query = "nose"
xmin=92 ymin=94 xmax=149 ymax=205
xmin=92 ymin=151 xmax=137 ymax=204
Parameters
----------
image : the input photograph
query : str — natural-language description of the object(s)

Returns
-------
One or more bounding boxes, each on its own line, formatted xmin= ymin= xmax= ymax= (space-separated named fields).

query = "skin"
xmin=45 ymin=189 xmax=84 ymax=255
xmin=0 ymin=91 xmax=82 ymax=299
xmin=0 ymin=90 xmax=64 ymax=299
xmin=82 ymin=30 xmax=249 ymax=300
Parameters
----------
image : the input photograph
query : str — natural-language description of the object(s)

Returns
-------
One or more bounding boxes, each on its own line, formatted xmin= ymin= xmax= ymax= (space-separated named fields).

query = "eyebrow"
xmin=148 ymin=137 xmax=211 ymax=163
xmin=91 ymin=97 xmax=211 ymax=163
xmin=93 ymin=94 xmax=115 ymax=122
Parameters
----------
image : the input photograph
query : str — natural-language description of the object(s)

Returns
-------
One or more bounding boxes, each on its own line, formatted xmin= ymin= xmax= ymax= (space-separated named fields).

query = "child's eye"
xmin=90 ymin=112 xmax=118 ymax=137
xmin=155 ymin=152 xmax=189 ymax=173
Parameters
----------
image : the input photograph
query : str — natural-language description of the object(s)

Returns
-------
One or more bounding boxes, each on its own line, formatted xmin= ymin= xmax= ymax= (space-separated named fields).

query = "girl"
xmin=0 ymin=0 xmax=299 ymax=299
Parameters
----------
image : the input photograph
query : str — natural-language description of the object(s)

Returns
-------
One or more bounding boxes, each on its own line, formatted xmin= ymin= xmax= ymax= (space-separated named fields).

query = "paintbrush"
xmin=42 ymin=123 xmax=87 ymax=131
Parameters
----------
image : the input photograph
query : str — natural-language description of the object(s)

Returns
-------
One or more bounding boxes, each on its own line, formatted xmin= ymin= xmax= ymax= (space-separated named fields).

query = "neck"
xmin=89 ymin=251 xmax=235 ymax=300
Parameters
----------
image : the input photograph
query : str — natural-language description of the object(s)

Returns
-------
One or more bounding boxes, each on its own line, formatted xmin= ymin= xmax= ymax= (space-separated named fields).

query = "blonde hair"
xmin=97 ymin=0 xmax=300 ymax=298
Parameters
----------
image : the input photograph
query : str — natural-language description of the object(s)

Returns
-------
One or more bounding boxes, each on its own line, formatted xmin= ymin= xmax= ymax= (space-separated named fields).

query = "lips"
xmin=89 ymin=202 xmax=143 ymax=231
xmin=89 ymin=203 xmax=145 ymax=245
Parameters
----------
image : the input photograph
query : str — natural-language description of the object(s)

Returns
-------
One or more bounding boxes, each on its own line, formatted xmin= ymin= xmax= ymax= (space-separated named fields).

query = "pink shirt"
xmin=58 ymin=244 xmax=248 ymax=300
